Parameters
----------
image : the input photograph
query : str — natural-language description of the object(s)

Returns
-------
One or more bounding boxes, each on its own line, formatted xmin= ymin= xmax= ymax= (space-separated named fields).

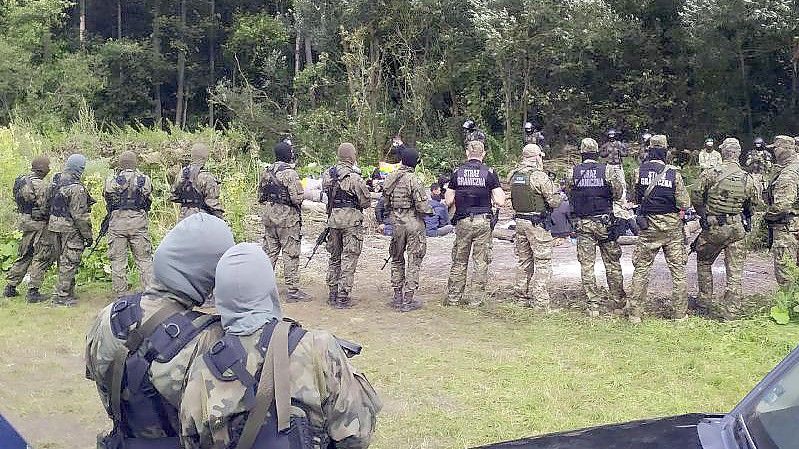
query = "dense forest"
xmin=1 ymin=0 xmax=798 ymax=160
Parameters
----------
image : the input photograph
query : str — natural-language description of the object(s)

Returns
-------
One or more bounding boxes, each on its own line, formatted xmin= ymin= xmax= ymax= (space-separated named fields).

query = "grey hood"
xmin=152 ymin=213 xmax=235 ymax=306
xmin=214 ymin=243 xmax=283 ymax=336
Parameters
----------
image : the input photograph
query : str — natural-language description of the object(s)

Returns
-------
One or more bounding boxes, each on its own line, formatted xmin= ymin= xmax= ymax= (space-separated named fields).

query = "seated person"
xmin=426 ymin=183 xmax=454 ymax=237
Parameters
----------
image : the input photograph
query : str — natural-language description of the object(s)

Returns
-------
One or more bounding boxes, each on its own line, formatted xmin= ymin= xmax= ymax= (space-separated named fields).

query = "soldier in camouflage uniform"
xmin=170 ymin=143 xmax=224 ymax=220
xmin=259 ymin=141 xmax=309 ymax=302
xmin=180 ymin=243 xmax=381 ymax=449
xmin=103 ymin=151 xmax=153 ymax=295
xmin=523 ymin=122 xmax=545 ymax=146
xmin=462 ymin=119 xmax=486 ymax=147
xmin=566 ymin=138 xmax=626 ymax=317
xmin=699 ymin=138 xmax=722 ymax=171
xmin=85 ymin=213 xmax=234 ymax=449
xmin=322 ymin=143 xmax=371 ymax=309
xmin=629 ymin=135 xmax=691 ymax=322
xmin=599 ymin=129 xmax=630 ymax=211
xmin=4 ymin=156 xmax=51 ymax=298
xmin=764 ymin=136 xmax=799 ymax=286
xmin=509 ymin=144 xmax=561 ymax=310
xmin=444 ymin=141 xmax=506 ymax=306
xmin=691 ymin=138 xmax=760 ymax=317
xmin=29 ymin=154 xmax=94 ymax=306
xmin=745 ymin=137 xmax=772 ymax=190
xmin=383 ymin=145 xmax=432 ymax=312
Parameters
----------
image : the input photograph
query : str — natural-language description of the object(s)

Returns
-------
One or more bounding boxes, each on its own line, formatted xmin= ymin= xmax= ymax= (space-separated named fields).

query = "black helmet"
xmin=523 ymin=122 xmax=534 ymax=132
xmin=462 ymin=120 xmax=476 ymax=131
xmin=754 ymin=137 xmax=765 ymax=148
xmin=606 ymin=128 xmax=619 ymax=139
xmin=274 ymin=141 xmax=294 ymax=163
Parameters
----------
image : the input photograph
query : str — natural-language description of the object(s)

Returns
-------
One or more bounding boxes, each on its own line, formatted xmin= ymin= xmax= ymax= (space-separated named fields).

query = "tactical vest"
xmin=570 ymin=162 xmax=612 ymax=218
xmin=765 ymin=164 xmax=799 ymax=208
xmin=108 ymin=173 xmax=150 ymax=212
xmin=510 ymin=168 xmax=546 ymax=214
xmin=636 ymin=162 xmax=678 ymax=215
xmin=453 ymin=162 xmax=492 ymax=219
xmin=385 ymin=171 xmax=413 ymax=210
xmin=174 ymin=166 xmax=209 ymax=211
xmin=13 ymin=174 xmax=35 ymax=215
xmin=259 ymin=164 xmax=292 ymax=206
xmin=327 ymin=167 xmax=360 ymax=210
xmin=104 ymin=294 xmax=219 ymax=449
xmin=706 ymin=165 xmax=748 ymax=215
xmin=203 ymin=319 xmax=314 ymax=449
xmin=49 ymin=173 xmax=78 ymax=218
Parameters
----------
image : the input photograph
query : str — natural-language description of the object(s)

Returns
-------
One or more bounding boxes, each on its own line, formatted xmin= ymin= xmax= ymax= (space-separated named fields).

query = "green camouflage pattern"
xmin=745 ymin=149 xmax=772 ymax=175
xmin=179 ymin=327 xmax=382 ymax=449
xmin=25 ymin=228 xmax=57 ymax=289
xmin=264 ymin=224 xmax=302 ymax=290
xmin=322 ymin=163 xmax=371 ymax=230
xmin=699 ymin=150 xmax=722 ymax=171
xmin=104 ymin=169 xmax=154 ymax=294
xmin=51 ymin=230 xmax=85 ymax=300
xmin=6 ymin=173 xmax=50 ymax=287
xmin=47 ymin=176 xmax=93 ymax=239
xmin=446 ymin=215 xmax=492 ymax=306
xmin=384 ymin=166 xmax=432 ymax=293
xmin=691 ymin=161 xmax=756 ymax=215
xmin=260 ymin=163 xmax=304 ymax=291
xmin=171 ymin=164 xmax=224 ymax=220
xmin=599 ymin=141 xmax=629 ymax=165
xmin=764 ymin=156 xmax=799 ymax=285
xmin=326 ymin=226 xmax=364 ymax=297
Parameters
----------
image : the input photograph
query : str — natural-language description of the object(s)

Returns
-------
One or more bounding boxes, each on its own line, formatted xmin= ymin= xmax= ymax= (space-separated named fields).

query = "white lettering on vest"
xmin=639 ymin=172 xmax=674 ymax=188
xmin=458 ymin=169 xmax=486 ymax=187
xmin=577 ymin=169 xmax=605 ymax=188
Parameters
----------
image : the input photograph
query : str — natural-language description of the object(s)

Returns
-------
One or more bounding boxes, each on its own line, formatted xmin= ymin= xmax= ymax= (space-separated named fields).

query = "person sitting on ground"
xmin=426 ymin=183 xmax=454 ymax=237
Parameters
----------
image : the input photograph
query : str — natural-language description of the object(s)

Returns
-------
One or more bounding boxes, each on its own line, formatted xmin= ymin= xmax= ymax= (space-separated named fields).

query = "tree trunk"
xmin=175 ymin=0 xmax=187 ymax=127
xmin=792 ymin=38 xmax=799 ymax=110
xmin=293 ymin=31 xmax=301 ymax=116
xmin=305 ymin=36 xmax=315 ymax=107
xmin=79 ymin=0 xmax=86 ymax=48
xmin=152 ymin=1 xmax=163 ymax=127
xmin=737 ymin=41 xmax=753 ymax=136
xmin=503 ymin=65 xmax=513 ymax=154
xmin=209 ymin=0 xmax=216 ymax=127
xmin=117 ymin=0 xmax=122 ymax=39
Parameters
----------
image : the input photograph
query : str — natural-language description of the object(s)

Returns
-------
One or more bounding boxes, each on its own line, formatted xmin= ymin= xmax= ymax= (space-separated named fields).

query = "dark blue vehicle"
xmin=478 ymin=345 xmax=799 ymax=449
xmin=0 ymin=413 xmax=28 ymax=448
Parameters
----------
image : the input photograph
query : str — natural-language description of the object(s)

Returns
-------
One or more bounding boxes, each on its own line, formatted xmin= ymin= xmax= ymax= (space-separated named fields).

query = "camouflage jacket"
xmin=322 ymin=163 xmax=371 ymax=229
xmin=745 ymin=149 xmax=773 ymax=175
xmin=691 ymin=161 xmax=761 ymax=216
xmin=599 ymin=141 xmax=629 ymax=165
xmin=16 ymin=173 xmax=49 ymax=232
xmin=564 ymin=159 xmax=625 ymax=202
xmin=104 ymin=169 xmax=153 ymax=232
xmin=382 ymin=165 xmax=432 ymax=231
xmin=699 ymin=150 xmax=722 ymax=171
xmin=85 ymin=291 xmax=223 ymax=437
xmin=259 ymin=162 xmax=304 ymax=228
xmin=170 ymin=164 xmax=224 ymax=219
xmin=632 ymin=162 xmax=691 ymax=232
xmin=764 ymin=158 xmax=799 ymax=225
xmin=511 ymin=162 xmax=563 ymax=212
xmin=47 ymin=172 xmax=93 ymax=239
xmin=179 ymin=326 xmax=382 ymax=449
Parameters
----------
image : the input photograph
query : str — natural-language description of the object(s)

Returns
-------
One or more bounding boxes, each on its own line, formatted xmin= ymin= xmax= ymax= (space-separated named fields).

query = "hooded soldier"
xmin=382 ymin=146 xmax=433 ymax=312
xmin=170 ymin=142 xmax=224 ymax=220
xmin=4 ymin=155 xmax=52 ymax=299
xmin=764 ymin=135 xmax=799 ymax=286
xmin=86 ymin=213 xmax=235 ymax=448
xmin=179 ymin=242 xmax=382 ymax=448
xmin=258 ymin=140 xmax=308 ymax=302
xmin=322 ymin=143 xmax=371 ymax=309
xmin=566 ymin=138 xmax=626 ymax=317
xmin=103 ymin=150 xmax=154 ymax=295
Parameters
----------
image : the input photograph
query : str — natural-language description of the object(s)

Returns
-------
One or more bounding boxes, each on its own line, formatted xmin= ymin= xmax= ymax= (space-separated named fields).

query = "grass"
xmin=2 ymin=282 xmax=796 ymax=449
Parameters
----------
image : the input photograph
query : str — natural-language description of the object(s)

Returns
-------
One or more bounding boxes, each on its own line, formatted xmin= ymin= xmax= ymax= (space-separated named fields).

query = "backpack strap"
xmin=643 ymin=162 xmax=669 ymax=202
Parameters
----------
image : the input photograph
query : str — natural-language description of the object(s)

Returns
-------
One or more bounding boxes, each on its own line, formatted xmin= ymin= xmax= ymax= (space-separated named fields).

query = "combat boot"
xmin=26 ymin=288 xmax=45 ymax=304
xmin=389 ymin=288 xmax=403 ymax=310
xmin=334 ymin=293 xmax=352 ymax=309
xmin=400 ymin=291 xmax=422 ymax=312
xmin=3 ymin=284 xmax=18 ymax=298
xmin=286 ymin=288 xmax=312 ymax=303
xmin=53 ymin=296 xmax=77 ymax=307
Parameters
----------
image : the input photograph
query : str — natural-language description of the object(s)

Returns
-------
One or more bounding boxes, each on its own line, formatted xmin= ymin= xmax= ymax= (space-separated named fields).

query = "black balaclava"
xmin=401 ymin=146 xmax=420 ymax=168
xmin=274 ymin=141 xmax=294 ymax=163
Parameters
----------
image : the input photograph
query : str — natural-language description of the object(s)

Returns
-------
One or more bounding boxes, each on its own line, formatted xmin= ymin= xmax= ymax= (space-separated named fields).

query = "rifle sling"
xmin=643 ymin=163 xmax=669 ymax=202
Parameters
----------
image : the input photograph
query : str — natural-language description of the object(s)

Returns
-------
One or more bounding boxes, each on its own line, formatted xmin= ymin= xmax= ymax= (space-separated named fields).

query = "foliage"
xmin=770 ymin=256 xmax=799 ymax=324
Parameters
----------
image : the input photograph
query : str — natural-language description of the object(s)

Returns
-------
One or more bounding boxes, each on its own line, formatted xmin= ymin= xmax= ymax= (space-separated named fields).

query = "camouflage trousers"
xmin=446 ymin=215 xmax=492 ymax=305
xmin=27 ymin=229 xmax=59 ymax=290
xmin=263 ymin=224 xmax=302 ymax=291
xmin=6 ymin=227 xmax=46 ymax=287
xmin=575 ymin=218 xmax=625 ymax=310
xmin=695 ymin=221 xmax=746 ymax=307
xmin=513 ymin=219 xmax=553 ymax=305
xmin=771 ymin=227 xmax=799 ymax=286
xmin=108 ymin=226 xmax=153 ymax=295
xmin=326 ymin=226 xmax=363 ymax=296
xmin=390 ymin=223 xmax=427 ymax=293
xmin=630 ymin=218 xmax=687 ymax=317
xmin=51 ymin=230 xmax=85 ymax=300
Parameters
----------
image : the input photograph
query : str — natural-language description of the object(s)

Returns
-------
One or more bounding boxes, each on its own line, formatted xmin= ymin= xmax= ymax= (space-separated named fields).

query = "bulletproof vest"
xmin=385 ymin=171 xmax=413 ymax=209
xmin=49 ymin=173 xmax=78 ymax=218
xmin=204 ymin=319 xmax=313 ymax=449
xmin=570 ymin=162 xmax=613 ymax=218
xmin=510 ymin=167 xmax=546 ymax=214
xmin=107 ymin=294 xmax=220 ymax=447
xmin=765 ymin=164 xmax=799 ymax=207
xmin=705 ymin=165 xmax=748 ymax=215
xmin=175 ymin=166 xmax=208 ymax=210
xmin=259 ymin=163 xmax=292 ymax=206
xmin=326 ymin=166 xmax=360 ymax=210
xmin=108 ymin=172 xmax=150 ymax=212
xmin=453 ymin=162 xmax=492 ymax=218
xmin=13 ymin=174 xmax=35 ymax=215
xmin=636 ymin=162 xmax=678 ymax=215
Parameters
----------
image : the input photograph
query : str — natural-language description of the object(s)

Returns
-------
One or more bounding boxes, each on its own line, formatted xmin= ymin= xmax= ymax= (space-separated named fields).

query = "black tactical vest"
xmin=108 ymin=173 xmax=150 ymax=212
xmin=49 ymin=173 xmax=78 ymax=218
xmin=13 ymin=174 xmax=35 ymax=215
xmin=174 ymin=166 xmax=210 ymax=212
xmin=636 ymin=161 xmax=678 ymax=215
xmin=570 ymin=162 xmax=613 ymax=218
xmin=259 ymin=163 xmax=292 ymax=205
xmin=327 ymin=167 xmax=360 ymax=210
xmin=453 ymin=161 xmax=492 ymax=219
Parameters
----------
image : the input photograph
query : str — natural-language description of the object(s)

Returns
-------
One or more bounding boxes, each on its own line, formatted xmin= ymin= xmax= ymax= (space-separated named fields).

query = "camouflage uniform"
xmin=691 ymin=139 xmax=760 ymax=315
xmin=179 ymin=326 xmax=382 ymax=449
xmin=5 ymin=161 xmax=51 ymax=297
xmin=630 ymin=136 xmax=691 ymax=320
xmin=599 ymin=140 xmax=630 ymax=213
xmin=764 ymin=136 xmax=799 ymax=286
xmin=699 ymin=149 xmax=722 ymax=171
xmin=103 ymin=158 xmax=154 ymax=295
xmin=259 ymin=161 xmax=306 ymax=300
xmin=323 ymin=144 xmax=371 ymax=308
xmin=509 ymin=146 xmax=561 ymax=308
xmin=567 ymin=140 xmax=626 ymax=315
xmin=170 ymin=143 xmax=224 ymax=220
xmin=383 ymin=163 xmax=432 ymax=311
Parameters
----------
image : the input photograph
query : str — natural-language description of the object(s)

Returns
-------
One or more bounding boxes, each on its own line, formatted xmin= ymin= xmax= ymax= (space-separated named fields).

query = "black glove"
xmin=84 ymin=237 xmax=94 ymax=248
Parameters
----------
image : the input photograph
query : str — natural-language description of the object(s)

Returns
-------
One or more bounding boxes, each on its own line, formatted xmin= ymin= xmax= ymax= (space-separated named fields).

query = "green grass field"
xmin=0 ymin=284 xmax=798 ymax=449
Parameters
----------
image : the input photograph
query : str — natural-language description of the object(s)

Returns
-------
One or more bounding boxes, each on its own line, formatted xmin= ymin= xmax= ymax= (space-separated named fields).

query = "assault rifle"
xmin=87 ymin=212 xmax=112 ymax=257
xmin=305 ymin=227 xmax=330 ymax=268
xmin=335 ymin=337 xmax=362 ymax=358
xmin=381 ymin=256 xmax=390 ymax=270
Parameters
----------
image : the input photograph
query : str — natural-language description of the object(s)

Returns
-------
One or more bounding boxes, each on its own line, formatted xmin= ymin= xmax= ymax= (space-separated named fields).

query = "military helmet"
xmin=462 ymin=120 xmax=476 ymax=131
xmin=754 ymin=137 xmax=765 ymax=148
xmin=523 ymin=122 xmax=534 ymax=132
xmin=606 ymin=128 xmax=619 ymax=139
xmin=580 ymin=138 xmax=599 ymax=154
